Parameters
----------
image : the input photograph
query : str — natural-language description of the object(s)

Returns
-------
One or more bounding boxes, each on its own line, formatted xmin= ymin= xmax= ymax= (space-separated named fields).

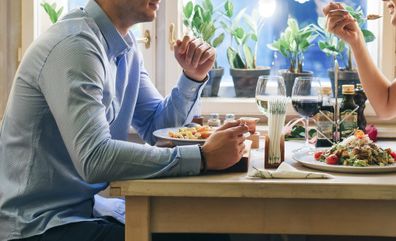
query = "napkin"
xmin=249 ymin=162 xmax=333 ymax=179
xmin=93 ymin=195 xmax=125 ymax=224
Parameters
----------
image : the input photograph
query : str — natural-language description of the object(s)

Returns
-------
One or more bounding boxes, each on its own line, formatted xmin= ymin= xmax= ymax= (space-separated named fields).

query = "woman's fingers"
xmin=326 ymin=14 xmax=348 ymax=32
xmin=323 ymin=2 xmax=344 ymax=16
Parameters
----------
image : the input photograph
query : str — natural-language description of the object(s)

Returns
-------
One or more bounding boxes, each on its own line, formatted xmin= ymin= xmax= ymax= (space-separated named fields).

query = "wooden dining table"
xmin=110 ymin=140 xmax=396 ymax=241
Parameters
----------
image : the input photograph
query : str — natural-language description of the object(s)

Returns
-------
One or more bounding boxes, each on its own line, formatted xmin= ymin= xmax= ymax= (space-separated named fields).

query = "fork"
xmin=328 ymin=9 xmax=382 ymax=20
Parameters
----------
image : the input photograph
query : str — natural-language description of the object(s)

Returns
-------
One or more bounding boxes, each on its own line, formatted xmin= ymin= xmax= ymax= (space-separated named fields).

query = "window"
xmin=182 ymin=0 xmax=379 ymax=98
xmin=21 ymin=0 xmax=156 ymax=83
xmin=159 ymin=0 xmax=394 ymax=121
xmin=20 ymin=0 xmax=396 ymax=129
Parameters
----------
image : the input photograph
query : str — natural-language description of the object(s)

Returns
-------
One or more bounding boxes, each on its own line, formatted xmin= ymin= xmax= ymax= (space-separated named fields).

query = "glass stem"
xmin=305 ymin=117 xmax=310 ymax=147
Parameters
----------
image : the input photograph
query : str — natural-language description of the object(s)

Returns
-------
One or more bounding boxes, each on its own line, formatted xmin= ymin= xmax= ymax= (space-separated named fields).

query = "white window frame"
xmin=21 ymin=0 xmax=157 ymax=78
xmin=160 ymin=1 xmax=396 ymax=121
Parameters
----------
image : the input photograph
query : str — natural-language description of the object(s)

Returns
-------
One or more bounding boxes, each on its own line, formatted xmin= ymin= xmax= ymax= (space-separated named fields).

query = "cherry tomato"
xmin=326 ymin=154 xmax=339 ymax=165
xmin=314 ymin=151 xmax=324 ymax=161
xmin=197 ymin=126 xmax=210 ymax=132
xmin=200 ymin=131 xmax=212 ymax=139
xmin=390 ymin=152 xmax=396 ymax=160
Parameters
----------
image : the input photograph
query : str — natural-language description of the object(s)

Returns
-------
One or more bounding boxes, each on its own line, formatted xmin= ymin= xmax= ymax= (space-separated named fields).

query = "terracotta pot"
xmin=230 ymin=67 xmax=271 ymax=97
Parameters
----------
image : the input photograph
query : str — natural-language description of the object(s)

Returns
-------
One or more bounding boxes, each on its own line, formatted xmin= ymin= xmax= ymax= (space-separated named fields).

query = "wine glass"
xmin=255 ymin=75 xmax=286 ymax=117
xmin=291 ymin=77 xmax=322 ymax=151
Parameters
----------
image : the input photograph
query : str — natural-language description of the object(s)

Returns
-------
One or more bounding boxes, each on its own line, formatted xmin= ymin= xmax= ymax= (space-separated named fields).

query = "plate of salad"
xmin=292 ymin=130 xmax=396 ymax=173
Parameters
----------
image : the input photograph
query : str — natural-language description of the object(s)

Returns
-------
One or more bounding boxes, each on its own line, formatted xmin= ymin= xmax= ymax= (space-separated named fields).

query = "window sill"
xmin=200 ymin=97 xmax=387 ymax=117
xmin=200 ymin=97 xmax=396 ymax=138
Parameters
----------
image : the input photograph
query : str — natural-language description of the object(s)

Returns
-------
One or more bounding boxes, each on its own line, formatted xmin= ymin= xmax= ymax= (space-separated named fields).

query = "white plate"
xmin=153 ymin=127 xmax=207 ymax=146
xmin=292 ymin=149 xmax=396 ymax=174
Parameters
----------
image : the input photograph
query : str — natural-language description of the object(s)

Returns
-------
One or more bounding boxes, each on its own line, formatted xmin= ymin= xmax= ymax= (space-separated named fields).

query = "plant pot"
xmin=279 ymin=70 xmax=313 ymax=97
xmin=328 ymin=69 xmax=360 ymax=97
xmin=202 ymin=67 xmax=224 ymax=97
xmin=230 ymin=67 xmax=271 ymax=97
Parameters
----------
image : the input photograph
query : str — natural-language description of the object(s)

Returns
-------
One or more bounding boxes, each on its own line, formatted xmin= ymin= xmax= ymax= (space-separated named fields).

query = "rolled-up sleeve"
xmin=132 ymin=59 xmax=205 ymax=145
xmin=39 ymin=35 xmax=201 ymax=183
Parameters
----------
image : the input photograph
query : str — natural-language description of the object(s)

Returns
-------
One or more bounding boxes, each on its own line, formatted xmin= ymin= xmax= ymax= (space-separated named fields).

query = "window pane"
xmin=68 ymin=0 xmax=88 ymax=10
xmin=183 ymin=0 xmax=375 ymax=97
xmin=38 ymin=0 xmax=144 ymax=47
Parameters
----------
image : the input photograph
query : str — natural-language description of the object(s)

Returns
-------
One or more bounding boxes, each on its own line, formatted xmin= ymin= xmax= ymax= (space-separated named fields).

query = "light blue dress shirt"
xmin=0 ymin=1 xmax=205 ymax=240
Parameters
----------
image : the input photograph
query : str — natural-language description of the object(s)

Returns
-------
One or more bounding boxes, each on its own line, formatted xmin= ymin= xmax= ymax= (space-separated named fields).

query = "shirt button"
xmin=191 ymin=88 xmax=196 ymax=92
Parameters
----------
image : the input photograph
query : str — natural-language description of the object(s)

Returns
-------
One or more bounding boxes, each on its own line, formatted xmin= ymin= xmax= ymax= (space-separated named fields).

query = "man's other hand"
xmin=174 ymin=36 xmax=216 ymax=82
xmin=202 ymin=120 xmax=249 ymax=171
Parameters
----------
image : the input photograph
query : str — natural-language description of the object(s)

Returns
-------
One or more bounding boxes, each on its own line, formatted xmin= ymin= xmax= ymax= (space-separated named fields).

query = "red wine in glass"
xmin=291 ymin=99 xmax=322 ymax=118
xmin=291 ymin=77 xmax=323 ymax=150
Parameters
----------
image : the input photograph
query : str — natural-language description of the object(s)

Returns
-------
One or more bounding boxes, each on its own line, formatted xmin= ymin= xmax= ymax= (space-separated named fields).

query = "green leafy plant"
xmin=221 ymin=0 xmax=264 ymax=69
xmin=284 ymin=125 xmax=317 ymax=140
xmin=315 ymin=5 xmax=375 ymax=71
xmin=267 ymin=17 xmax=317 ymax=74
xmin=183 ymin=0 xmax=225 ymax=68
xmin=41 ymin=2 xmax=64 ymax=24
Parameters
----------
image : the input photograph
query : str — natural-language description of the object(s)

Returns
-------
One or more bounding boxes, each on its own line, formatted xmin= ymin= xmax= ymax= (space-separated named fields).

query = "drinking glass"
xmin=291 ymin=77 xmax=322 ymax=150
xmin=255 ymin=75 xmax=286 ymax=117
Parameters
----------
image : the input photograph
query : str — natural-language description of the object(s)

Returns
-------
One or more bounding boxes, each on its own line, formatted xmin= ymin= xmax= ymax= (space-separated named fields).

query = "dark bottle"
xmin=354 ymin=84 xmax=367 ymax=132
xmin=316 ymin=87 xmax=334 ymax=147
xmin=340 ymin=85 xmax=358 ymax=140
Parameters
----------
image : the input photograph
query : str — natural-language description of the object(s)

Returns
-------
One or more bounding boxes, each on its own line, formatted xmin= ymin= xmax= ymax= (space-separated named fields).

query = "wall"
xmin=0 ymin=0 xmax=21 ymax=119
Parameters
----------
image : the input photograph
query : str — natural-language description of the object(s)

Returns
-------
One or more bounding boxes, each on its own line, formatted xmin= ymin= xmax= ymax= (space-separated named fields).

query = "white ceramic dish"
xmin=292 ymin=149 xmax=396 ymax=174
xmin=153 ymin=127 xmax=207 ymax=146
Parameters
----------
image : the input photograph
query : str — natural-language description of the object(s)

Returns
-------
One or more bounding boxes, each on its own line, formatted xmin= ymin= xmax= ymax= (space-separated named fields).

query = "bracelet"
xmin=198 ymin=145 xmax=207 ymax=173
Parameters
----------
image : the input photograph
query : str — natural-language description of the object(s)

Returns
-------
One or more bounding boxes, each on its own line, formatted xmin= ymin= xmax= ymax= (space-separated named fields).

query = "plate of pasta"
xmin=292 ymin=131 xmax=396 ymax=173
xmin=153 ymin=126 xmax=213 ymax=146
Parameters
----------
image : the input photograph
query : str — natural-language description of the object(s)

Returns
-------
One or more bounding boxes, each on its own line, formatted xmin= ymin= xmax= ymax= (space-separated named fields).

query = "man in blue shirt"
xmin=0 ymin=0 xmax=248 ymax=240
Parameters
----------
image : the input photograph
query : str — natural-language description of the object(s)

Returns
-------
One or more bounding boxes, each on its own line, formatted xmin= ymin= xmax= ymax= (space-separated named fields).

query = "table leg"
xmin=125 ymin=196 xmax=151 ymax=241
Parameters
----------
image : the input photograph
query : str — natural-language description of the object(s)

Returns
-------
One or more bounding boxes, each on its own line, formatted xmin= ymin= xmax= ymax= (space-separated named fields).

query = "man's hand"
xmin=323 ymin=2 xmax=363 ymax=46
xmin=201 ymin=120 xmax=249 ymax=170
xmin=174 ymin=36 xmax=216 ymax=82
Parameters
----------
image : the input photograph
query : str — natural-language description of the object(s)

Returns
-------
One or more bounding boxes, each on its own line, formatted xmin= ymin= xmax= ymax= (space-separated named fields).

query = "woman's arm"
xmin=350 ymin=37 xmax=396 ymax=119
xmin=324 ymin=2 xmax=396 ymax=119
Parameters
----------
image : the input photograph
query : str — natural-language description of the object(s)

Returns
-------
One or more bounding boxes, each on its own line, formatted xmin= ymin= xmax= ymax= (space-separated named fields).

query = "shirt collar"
xmin=85 ymin=0 xmax=132 ymax=59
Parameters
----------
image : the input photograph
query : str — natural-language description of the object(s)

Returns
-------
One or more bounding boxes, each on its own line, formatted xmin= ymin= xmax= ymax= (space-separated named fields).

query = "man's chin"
xmin=141 ymin=13 xmax=156 ymax=23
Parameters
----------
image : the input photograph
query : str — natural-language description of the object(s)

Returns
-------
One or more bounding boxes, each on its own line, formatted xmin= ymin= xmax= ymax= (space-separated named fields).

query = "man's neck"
xmin=95 ymin=0 xmax=135 ymax=36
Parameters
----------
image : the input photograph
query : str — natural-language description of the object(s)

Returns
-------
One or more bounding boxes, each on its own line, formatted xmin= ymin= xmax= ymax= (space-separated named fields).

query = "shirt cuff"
xmin=177 ymin=74 xmax=207 ymax=99
xmin=176 ymin=145 xmax=202 ymax=176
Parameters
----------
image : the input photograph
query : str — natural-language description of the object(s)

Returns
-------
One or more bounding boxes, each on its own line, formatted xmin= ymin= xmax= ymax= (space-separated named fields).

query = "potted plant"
xmin=221 ymin=1 xmax=271 ymax=98
xmin=267 ymin=17 xmax=317 ymax=96
xmin=315 ymin=5 xmax=376 ymax=97
xmin=183 ymin=0 xmax=226 ymax=97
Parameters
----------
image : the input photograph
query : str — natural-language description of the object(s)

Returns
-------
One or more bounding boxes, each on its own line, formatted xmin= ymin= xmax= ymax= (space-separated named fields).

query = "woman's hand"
xmin=174 ymin=36 xmax=216 ymax=82
xmin=201 ymin=120 xmax=249 ymax=171
xmin=323 ymin=2 xmax=363 ymax=46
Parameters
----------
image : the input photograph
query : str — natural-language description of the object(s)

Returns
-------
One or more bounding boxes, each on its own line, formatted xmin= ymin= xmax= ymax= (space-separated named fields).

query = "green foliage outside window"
xmin=41 ymin=2 xmax=64 ymax=24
